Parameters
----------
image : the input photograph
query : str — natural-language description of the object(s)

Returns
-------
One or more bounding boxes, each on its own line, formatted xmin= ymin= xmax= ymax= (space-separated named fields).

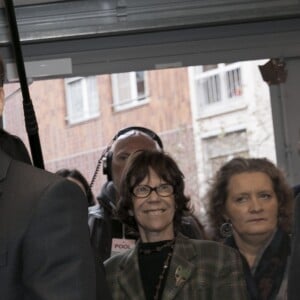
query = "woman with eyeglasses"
xmin=104 ymin=150 xmax=249 ymax=300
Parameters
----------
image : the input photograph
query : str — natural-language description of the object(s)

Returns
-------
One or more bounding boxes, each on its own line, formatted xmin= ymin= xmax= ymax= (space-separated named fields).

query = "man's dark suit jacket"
xmin=0 ymin=128 xmax=32 ymax=164
xmin=0 ymin=149 xmax=111 ymax=300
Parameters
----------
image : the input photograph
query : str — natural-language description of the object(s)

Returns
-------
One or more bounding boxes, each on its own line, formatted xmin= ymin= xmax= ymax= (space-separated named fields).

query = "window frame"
xmin=64 ymin=76 xmax=100 ymax=124
xmin=191 ymin=62 xmax=245 ymax=118
xmin=111 ymin=71 xmax=149 ymax=111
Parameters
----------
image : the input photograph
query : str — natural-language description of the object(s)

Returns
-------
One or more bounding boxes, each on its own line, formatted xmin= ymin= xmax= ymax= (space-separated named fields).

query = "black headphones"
xmin=102 ymin=126 xmax=163 ymax=181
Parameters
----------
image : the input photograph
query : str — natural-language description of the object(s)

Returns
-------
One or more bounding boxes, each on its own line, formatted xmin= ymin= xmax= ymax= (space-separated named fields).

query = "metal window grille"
xmin=194 ymin=63 xmax=243 ymax=109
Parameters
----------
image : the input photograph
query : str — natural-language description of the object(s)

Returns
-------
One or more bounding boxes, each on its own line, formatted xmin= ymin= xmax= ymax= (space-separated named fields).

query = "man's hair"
xmin=0 ymin=56 xmax=5 ymax=87
xmin=56 ymin=168 xmax=95 ymax=207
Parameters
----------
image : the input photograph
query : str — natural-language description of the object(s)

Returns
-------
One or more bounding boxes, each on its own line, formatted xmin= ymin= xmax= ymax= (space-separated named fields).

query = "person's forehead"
xmin=112 ymin=133 xmax=158 ymax=153
xmin=228 ymin=171 xmax=273 ymax=191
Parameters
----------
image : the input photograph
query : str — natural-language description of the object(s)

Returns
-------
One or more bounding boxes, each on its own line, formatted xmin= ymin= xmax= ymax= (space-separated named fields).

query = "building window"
xmin=111 ymin=71 xmax=148 ymax=111
xmin=192 ymin=63 xmax=243 ymax=115
xmin=203 ymin=130 xmax=249 ymax=178
xmin=65 ymin=76 xmax=99 ymax=124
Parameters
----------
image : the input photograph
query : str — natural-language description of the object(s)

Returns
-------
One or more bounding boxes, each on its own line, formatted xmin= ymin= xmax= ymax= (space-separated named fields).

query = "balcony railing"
xmin=195 ymin=63 xmax=243 ymax=108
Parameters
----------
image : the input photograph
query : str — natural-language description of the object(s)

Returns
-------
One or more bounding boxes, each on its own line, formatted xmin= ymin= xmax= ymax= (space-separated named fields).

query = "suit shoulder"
xmin=10 ymin=159 xmax=61 ymax=187
xmin=6 ymin=160 xmax=84 ymax=204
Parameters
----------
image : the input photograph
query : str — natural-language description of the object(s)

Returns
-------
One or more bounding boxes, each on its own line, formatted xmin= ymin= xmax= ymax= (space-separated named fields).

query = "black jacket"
xmin=0 ymin=128 xmax=32 ymax=164
xmin=0 ymin=149 xmax=111 ymax=300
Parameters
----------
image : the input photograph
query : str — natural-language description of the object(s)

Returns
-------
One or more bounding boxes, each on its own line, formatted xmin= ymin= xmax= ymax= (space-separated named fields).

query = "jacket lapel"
xmin=0 ymin=150 xmax=10 ymax=251
xmin=0 ymin=149 xmax=11 ymax=214
xmin=0 ymin=149 xmax=10 ymax=181
xmin=116 ymin=234 xmax=197 ymax=300
xmin=118 ymin=245 xmax=146 ymax=300
xmin=162 ymin=234 xmax=197 ymax=299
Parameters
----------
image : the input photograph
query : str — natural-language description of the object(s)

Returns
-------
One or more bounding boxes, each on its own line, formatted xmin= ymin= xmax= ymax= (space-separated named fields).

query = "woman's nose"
xmin=249 ymin=197 xmax=263 ymax=212
xmin=147 ymin=189 xmax=160 ymax=201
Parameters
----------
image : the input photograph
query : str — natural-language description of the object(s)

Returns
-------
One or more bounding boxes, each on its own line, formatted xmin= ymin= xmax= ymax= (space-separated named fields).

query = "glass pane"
xmin=86 ymin=76 xmax=99 ymax=114
xmin=203 ymin=74 xmax=220 ymax=104
xmin=117 ymin=73 xmax=132 ymax=103
xmin=136 ymin=71 xmax=145 ymax=98
xmin=226 ymin=68 xmax=242 ymax=98
xmin=68 ymin=79 xmax=83 ymax=119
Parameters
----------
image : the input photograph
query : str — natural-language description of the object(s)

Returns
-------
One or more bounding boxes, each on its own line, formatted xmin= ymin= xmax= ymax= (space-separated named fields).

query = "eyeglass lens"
xmin=133 ymin=184 xmax=173 ymax=197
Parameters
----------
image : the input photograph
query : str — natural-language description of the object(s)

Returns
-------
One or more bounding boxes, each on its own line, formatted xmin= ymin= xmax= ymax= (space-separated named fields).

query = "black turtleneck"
xmin=138 ymin=240 xmax=173 ymax=300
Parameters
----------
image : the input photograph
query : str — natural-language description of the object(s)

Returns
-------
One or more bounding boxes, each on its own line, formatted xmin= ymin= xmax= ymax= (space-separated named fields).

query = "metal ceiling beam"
xmin=0 ymin=0 xmax=68 ymax=7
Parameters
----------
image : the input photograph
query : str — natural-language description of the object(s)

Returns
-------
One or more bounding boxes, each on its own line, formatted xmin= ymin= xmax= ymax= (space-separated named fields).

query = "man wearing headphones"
xmin=89 ymin=126 xmax=206 ymax=262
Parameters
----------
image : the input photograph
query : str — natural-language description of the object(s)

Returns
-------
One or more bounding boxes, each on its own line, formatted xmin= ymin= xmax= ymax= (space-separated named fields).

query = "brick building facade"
xmin=3 ymin=61 xmax=275 ymax=220
xmin=3 ymin=67 xmax=202 ymax=214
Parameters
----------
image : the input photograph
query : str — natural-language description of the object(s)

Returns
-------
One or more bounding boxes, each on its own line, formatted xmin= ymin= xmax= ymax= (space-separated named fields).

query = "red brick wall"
xmin=3 ymin=67 xmax=201 ymax=213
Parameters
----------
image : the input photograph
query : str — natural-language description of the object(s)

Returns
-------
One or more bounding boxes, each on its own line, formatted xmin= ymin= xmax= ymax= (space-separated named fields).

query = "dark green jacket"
xmin=105 ymin=233 xmax=249 ymax=300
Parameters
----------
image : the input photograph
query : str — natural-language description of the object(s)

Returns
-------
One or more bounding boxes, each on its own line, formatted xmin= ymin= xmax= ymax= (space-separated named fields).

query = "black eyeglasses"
xmin=132 ymin=184 xmax=174 ymax=198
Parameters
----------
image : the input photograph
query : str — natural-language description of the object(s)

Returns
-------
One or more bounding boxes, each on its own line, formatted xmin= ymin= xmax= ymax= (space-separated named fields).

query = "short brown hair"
xmin=117 ymin=149 xmax=190 ymax=232
xmin=207 ymin=157 xmax=294 ymax=240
